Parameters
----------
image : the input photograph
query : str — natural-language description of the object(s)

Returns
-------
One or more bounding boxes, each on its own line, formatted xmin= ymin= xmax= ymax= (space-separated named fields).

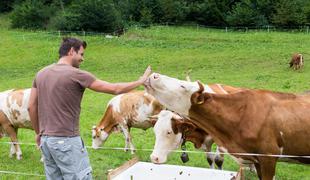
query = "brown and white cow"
xmin=150 ymin=110 xmax=224 ymax=169
xmin=0 ymin=89 xmax=33 ymax=160
xmin=148 ymin=81 xmax=244 ymax=169
xmin=289 ymin=53 xmax=304 ymax=70
xmin=91 ymin=91 xmax=163 ymax=154
xmin=145 ymin=73 xmax=310 ymax=180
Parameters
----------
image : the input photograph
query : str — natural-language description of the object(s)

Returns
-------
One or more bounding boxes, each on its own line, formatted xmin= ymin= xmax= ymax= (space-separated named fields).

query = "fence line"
xmin=0 ymin=170 xmax=45 ymax=177
xmin=0 ymin=141 xmax=309 ymax=159
xmin=4 ymin=24 xmax=310 ymax=42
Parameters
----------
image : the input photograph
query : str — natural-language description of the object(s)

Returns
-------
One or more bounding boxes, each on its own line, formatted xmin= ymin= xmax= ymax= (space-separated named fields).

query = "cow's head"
xmin=150 ymin=110 xmax=195 ymax=164
xmin=144 ymin=73 xmax=200 ymax=116
xmin=91 ymin=126 xmax=110 ymax=149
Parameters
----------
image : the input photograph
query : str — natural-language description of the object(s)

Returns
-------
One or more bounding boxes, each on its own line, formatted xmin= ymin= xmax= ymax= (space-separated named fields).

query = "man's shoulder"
xmin=37 ymin=64 xmax=55 ymax=75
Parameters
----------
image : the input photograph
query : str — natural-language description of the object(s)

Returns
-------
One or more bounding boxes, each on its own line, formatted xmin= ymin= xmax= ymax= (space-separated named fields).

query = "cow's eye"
xmin=180 ymin=85 xmax=185 ymax=89
xmin=167 ymin=131 xmax=172 ymax=135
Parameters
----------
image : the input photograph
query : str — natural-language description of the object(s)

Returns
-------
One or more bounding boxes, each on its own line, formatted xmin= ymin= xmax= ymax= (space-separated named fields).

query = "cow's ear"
xmin=182 ymin=121 xmax=196 ymax=132
xmin=148 ymin=115 xmax=158 ymax=126
xmin=191 ymin=81 xmax=205 ymax=105
xmin=175 ymin=119 xmax=196 ymax=134
xmin=191 ymin=81 xmax=211 ymax=105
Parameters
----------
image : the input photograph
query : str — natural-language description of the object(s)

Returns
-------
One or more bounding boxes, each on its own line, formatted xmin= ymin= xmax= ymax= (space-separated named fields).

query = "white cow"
xmin=150 ymin=110 xmax=224 ymax=169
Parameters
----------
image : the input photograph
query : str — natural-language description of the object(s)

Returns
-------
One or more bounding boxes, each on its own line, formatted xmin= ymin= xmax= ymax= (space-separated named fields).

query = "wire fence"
xmin=4 ymin=23 xmax=310 ymax=42
xmin=0 ymin=140 xmax=309 ymax=177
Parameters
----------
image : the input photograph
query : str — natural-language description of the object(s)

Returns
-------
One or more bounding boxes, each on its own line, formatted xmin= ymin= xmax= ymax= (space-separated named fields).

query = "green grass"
xmin=0 ymin=24 xmax=309 ymax=179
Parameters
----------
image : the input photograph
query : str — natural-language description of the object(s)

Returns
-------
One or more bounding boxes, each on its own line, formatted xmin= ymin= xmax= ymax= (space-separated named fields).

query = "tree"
xmin=272 ymin=0 xmax=307 ymax=26
xmin=226 ymin=0 xmax=273 ymax=26
xmin=11 ymin=0 xmax=53 ymax=29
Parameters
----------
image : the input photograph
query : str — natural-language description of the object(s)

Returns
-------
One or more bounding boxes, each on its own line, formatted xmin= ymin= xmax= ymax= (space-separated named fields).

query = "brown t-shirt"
xmin=33 ymin=64 xmax=96 ymax=136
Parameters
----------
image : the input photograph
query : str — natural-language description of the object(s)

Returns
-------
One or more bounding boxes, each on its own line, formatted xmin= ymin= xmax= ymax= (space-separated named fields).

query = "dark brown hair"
xmin=58 ymin=37 xmax=87 ymax=58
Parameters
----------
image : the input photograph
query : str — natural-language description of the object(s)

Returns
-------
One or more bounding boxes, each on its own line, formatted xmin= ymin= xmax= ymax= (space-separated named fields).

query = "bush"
xmin=226 ymin=0 xmax=269 ymax=27
xmin=11 ymin=0 xmax=53 ymax=29
xmin=272 ymin=0 xmax=307 ymax=26
xmin=51 ymin=0 xmax=123 ymax=32
xmin=0 ymin=0 xmax=14 ymax=12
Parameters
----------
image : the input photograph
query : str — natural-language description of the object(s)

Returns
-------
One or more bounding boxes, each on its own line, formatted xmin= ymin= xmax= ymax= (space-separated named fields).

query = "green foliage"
xmin=186 ymin=0 xmax=231 ymax=26
xmin=50 ymin=0 xmax=123 ymax=32
xmin=272 ymin=0 xmax=307 ymax=26
xmin=5 ymin=0 xmax=310 ymax=31
xmin=227 ymin=0 xmax=271 ymax=26
xmin=0 ymin=0 xmax=14 ymax=12
xmin=10 ymin=0 xmax=54 ymax=29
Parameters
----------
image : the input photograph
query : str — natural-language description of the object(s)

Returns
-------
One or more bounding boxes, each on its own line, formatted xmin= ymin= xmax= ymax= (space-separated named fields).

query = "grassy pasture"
xmin=0 ymin=20 xmax=309 ymax=179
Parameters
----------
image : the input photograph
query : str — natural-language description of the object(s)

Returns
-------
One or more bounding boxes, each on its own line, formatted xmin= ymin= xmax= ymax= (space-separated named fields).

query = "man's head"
xmin=58 ymin=37 xmax=87 ymax=68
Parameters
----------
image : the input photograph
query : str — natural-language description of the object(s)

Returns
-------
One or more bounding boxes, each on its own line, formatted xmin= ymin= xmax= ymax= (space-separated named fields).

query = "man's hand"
xmin=139 ymin=65 xmax=152 ymax=83
xmin=35 ymin=134 xmax=41 ymax=147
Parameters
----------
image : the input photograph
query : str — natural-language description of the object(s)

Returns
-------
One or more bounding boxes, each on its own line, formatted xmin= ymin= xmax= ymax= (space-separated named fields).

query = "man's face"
xmin=71 ymin=46 xmax=84 ymax=68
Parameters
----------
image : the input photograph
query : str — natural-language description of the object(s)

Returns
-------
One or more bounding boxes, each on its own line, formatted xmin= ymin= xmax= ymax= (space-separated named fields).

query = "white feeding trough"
xmin=108 ymin=158 xmax=237 ymax=180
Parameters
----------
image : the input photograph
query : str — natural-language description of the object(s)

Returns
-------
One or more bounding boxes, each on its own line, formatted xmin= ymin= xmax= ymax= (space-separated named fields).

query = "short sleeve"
xmin=74 ymin=70 xmax=96 ymax=88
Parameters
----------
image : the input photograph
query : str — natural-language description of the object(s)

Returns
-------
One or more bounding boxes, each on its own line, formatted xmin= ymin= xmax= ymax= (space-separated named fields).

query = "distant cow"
xmin=91 ymin=91 xmax=163 ymax=154
xmin=145 ymin=73 xmax=310 ymax=180
xmin=150 ymin=110 xmax=224 ymax=169
xmin=0 ymin=89 xmax=33 ymax=160
xmin=289 ymin=53 xmax=304 ymax=70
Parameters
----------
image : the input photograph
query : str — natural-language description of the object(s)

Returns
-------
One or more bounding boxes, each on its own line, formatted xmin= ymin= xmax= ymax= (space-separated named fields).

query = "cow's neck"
xmin=185 ymin=129 xmax=206 ymax=149
xmin=98 ymin=106 xmax=117 ymax=133
xmin=189 ymin=93 xmax=249 ymax=149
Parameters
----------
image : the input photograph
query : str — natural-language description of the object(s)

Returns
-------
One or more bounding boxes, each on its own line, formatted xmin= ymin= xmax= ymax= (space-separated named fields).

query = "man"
xmin=28 ymin=37 xmax=152 ymax=179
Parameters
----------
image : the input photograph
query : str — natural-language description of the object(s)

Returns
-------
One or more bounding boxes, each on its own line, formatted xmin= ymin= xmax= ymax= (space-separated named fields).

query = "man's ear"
xmin=68 ymin=47 xmax=75 ymax=56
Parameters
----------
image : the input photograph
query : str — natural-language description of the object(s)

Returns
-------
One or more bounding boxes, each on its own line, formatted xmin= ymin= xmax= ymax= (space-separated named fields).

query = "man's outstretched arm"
xmin=89 ymin=66 xmax=151 ymax=94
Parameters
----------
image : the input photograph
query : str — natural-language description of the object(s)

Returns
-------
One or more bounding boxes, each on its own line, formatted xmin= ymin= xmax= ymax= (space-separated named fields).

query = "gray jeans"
xmin=40 ymin=136 xmax=92 ymax=180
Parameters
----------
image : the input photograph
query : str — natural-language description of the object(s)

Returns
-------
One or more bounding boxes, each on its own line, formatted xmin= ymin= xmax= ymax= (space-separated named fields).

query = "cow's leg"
xmin=0 ymin=111 xmax=22 ymax=160
xmin=254 ymin=163 xmax=262 ymax=180
xmin=248 ymin=163 xmax=257 ymax=173
xmin=214 ymin=146 xmax=224 ymax=170
xmin=4 ymin=124 xmax=21 ymax=160
xmin=257 ymin=157 xmax=277 ymax=180
xmin=120 ymin=125 xmax=135 ymax=154
xmin=205 ymin=139 xmax=215 ymax=169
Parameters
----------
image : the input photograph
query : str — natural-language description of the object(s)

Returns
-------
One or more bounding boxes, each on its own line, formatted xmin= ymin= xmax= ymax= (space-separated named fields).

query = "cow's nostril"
xmin=155 ymin=157 xmax=159 ymax=162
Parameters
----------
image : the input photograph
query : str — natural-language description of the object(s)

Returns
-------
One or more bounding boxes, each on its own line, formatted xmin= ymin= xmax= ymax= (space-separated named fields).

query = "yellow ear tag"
xmin=197 ymin=100 xmax=204 ymax=105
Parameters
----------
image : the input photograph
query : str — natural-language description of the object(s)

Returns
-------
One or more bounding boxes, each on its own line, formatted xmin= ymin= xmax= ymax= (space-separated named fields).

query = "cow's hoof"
xmin=17 ymin=155 xmax=22 ymax=160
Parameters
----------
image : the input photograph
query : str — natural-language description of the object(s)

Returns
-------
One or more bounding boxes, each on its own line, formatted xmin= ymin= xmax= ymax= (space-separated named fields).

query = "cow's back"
xmin=2 ymin=89 xmax=32 ymax=129
xmin=108 ymin=91 xmax=162 ymax=128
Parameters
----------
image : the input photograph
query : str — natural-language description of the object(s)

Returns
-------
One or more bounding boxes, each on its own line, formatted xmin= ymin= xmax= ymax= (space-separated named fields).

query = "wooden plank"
xmin=107 ymin=157 xmax=139 ymax=180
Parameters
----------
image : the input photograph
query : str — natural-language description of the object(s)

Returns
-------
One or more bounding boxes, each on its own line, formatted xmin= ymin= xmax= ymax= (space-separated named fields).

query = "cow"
xmin=148 ymin=80 xmax=245 ymax=169
xmin=91 ymin=91 xmax=163 ymax=154
xmin=289 ymin=53 xmax=304 ymax=70
xmin=0 ymin=89 xmax=33 ymax=160
xmin=144 ymin=73 xmax=310 ymax=180
xmin=150 ymin=110 xmax=224 ymax=169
